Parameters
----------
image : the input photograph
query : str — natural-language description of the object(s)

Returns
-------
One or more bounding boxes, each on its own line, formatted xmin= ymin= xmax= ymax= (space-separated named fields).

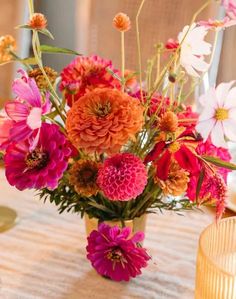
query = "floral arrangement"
xmin=1 ymin=0 xmax=236 ymax=281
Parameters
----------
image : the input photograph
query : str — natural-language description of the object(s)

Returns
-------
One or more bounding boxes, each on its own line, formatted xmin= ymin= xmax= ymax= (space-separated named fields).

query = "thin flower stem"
xmin=28 ymin=0 xmax=34 ymax=16
xmin=121 ymin=31 xmax=125 ymax=92
xmin=136 ymin=0 xmax=146 ymax=102
xmin=208 ymin=30 xmax=219 ymax=67
xmin=150 ymin=0 xmax=212 ymax=98
xmin=32 ymin=32 xmax=66 ymax=123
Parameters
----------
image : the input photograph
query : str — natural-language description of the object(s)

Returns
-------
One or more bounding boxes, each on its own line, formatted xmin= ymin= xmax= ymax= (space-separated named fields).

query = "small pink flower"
xmin=5 ymin=69 xmax=51 ymax=148
xmin=86 ymin=223 xmax=150 ymax=281
xmin=222 ymin=0 xmax=236 ymax=20
xmin=165 ymin=38 xmax=179 ymax=50
xmin=198 ymin=17 xmax=236 ymax=29
xmin=97 ymin=153 xmax=147 ymax=201
xmin=4 ymin=123 xmax=72 ymax=191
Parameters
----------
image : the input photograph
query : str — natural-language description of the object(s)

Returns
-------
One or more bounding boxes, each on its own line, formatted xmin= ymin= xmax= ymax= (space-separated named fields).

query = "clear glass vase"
xmin=195 ymin=217 xmax=236 ymax=299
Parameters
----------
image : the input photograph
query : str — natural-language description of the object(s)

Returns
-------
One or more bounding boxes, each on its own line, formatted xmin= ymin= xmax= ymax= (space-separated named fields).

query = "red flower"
xmin=145 ymin=129 xmax=200 ymax=180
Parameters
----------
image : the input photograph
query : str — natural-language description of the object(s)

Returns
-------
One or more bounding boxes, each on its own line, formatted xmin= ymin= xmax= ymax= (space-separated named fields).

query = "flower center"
xmin=94 ymin=102 xmax=111 ymax=117
xmin=215 ymin=108 xmax=229 ymax=121
xmin=78 ymin=167 xmax=96 ymax=184
xmin=107 ymin=248 xmax=126 ymax=263
xmin=212 ymin=20 xmax=224 ymax=27
xmin=26 ymin=148 xmax=49 ymax=170
xmin=168 ymin=141 xmax=181 ymax=153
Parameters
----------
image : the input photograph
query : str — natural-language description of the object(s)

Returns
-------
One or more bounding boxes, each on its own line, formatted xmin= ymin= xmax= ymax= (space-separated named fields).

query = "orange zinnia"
xmin=66 ymin=88 xmax=144 ymax=154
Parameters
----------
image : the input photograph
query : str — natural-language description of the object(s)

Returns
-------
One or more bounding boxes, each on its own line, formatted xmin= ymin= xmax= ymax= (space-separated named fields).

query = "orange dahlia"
xmin=66 ymin=88 xmax=144 ymax=154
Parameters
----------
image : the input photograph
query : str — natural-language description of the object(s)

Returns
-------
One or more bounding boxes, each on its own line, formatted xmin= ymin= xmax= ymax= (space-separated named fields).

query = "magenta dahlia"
xmin=86 ymin=223 xmax=150 ymax=281
xmin=97 ymin=153 xmax=147 ymax=201
xmin=4 ymin=123 xmax=72 ymax=191
xmin=60 ymin=55 xmax=121 ymax=106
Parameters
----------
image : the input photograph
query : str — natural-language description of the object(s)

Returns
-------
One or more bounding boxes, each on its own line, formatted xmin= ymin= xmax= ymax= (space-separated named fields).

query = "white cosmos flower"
xmin=178 ymin=23 xmax=211 ymax=77
xmin=196 ymin=81 xmax=236 ymax=148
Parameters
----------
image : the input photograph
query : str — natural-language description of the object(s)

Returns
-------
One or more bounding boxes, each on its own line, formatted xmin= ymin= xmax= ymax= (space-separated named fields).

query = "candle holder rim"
xmin=198 ymin=216 xmax=236 ymax=278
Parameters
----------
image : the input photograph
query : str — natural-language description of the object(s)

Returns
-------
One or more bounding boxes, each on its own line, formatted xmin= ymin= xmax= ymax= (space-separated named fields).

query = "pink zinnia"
xmin=97 ymin=153 xmax=147 ymax=201
xmin=86 ymin=223 xmax=150 ymax=281
xmin=60 ymin=55 xmax=121 ymax=107
xmin=4 ymin=123 xmax=72 ymax=191
xmin=5 ymin=69 xmax=51 ymax=148
xmin=177 ymin=106 xmax=199 ymax=130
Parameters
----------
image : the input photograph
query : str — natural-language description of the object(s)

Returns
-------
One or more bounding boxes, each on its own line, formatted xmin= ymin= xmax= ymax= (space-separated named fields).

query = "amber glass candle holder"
xmin=195 ymin=217 xmax=236 ymax=299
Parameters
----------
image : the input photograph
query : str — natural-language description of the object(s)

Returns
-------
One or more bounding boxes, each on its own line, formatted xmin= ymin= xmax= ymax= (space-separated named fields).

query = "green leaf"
xmin=16 ymin=25 xmax=54 ymax=39
xmin=38 ymin=29 xmax=54 ymax=40
xmin=20 ymin=57 xmax=37 ymax=65
xmin=40 ymin=44 xmax=80 ymax=56
xmin=196 ymin=169 xmax=205 ymax=203
xmin=203 ymin=155 xmax=236 ymax=170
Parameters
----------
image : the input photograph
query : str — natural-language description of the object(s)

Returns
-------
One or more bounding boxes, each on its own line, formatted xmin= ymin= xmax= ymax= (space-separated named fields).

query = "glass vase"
xmin=195 ymin=217 xmax=236 ymax=299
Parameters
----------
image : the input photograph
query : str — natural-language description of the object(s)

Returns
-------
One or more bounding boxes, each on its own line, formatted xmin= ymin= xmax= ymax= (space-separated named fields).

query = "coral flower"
xmin=178 ymin=23 xmax=211 ymax=77
xmin=4 ymin=123 xmax=72 ymax=191
xmin=66 ymin=88 xmax=144 ymax=154
xmin=60 ymin=55 xmax=121 ymax=106
xmin=222 ymin=0 xmax=236 ymax=20
xmin=0 ymin=114 xmax=14 ymax=150
xmin=4 ymin=69 xmax=51 ymax=148
xmin=196 ymin=81 xmax=236 ymax=148
xmin=198 ymin=17 xmax=236 ymax=29
xmin=159 ymin=111 xmax=178 ymax=133
xmin=0 ymin=35 xmax=16 ymax=63
xmin=155 ymin=160 xmax=190 ymax=196
xmin=86 ymin=223 xmax=150 ymax=281
xmin=113 ymin=13 xmax=131 ymax=32
xmin=69 ymin=159 xmax=100 ymax=197
xmin=28 ymin=13 xmax=47 ymax=29
xmin=97 ymin=153 xmax=147 ymax=201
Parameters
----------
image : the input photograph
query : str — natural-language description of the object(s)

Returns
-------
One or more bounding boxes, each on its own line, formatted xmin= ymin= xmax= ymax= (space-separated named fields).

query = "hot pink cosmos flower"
xmin=198 ymin=17 xmax=236 ymax=29
xmin=97 ymin=153 xmax=147 ymax=201
xmin=60 ymin=55 xmax=121 ymax=107
xmin=86 ymin=223 xmax=150 ymax=281
xmin=4 ymin=69 xmax=51 ymax=149
xmin=4 ymin=123 xmax=72 ymax=191
xmin=222 ymin=0 xmax=236 ymax=20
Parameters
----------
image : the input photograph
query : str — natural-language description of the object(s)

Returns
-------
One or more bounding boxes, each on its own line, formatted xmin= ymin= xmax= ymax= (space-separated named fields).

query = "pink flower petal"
xmin=5 ymin=101 xmax=30 ymax=121
xmin=222 ymin=118 xmax=236 ymax=142
xmin=216 ymin=81 xmax=235 ymax=107
xmin=224 ymin=86 xmax=236 ymax=109
xmin=196 ymin=118 xmax=216 ymax=141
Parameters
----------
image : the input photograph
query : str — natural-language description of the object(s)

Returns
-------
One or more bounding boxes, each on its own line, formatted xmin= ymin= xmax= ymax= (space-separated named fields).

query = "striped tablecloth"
xmin=0 ymin=168 xmax=216 ymax=299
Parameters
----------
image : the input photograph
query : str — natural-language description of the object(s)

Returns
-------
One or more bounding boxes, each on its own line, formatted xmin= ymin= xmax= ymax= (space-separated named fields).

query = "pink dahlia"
xmin=4 ymin=69 xmax=51 ymax=148
xmin=86 ymin=223 xmax=150 ymax=281
xmin=97 ymin=153 xmax=147 ymax=201
xmin=60 ymin=55 xmax=121 ymax=106
xmin=4 ymin=123 xmax=72 ymax=191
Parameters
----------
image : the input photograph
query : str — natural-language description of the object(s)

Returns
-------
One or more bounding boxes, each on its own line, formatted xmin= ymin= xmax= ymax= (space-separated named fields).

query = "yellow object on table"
xmin=195 ymin=217 xmax=236 ymax=299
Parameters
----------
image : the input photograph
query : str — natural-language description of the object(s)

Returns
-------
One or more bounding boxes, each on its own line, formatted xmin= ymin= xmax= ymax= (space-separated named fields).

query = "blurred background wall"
xmin=0 ymin=0 xmax=235 ymax=107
